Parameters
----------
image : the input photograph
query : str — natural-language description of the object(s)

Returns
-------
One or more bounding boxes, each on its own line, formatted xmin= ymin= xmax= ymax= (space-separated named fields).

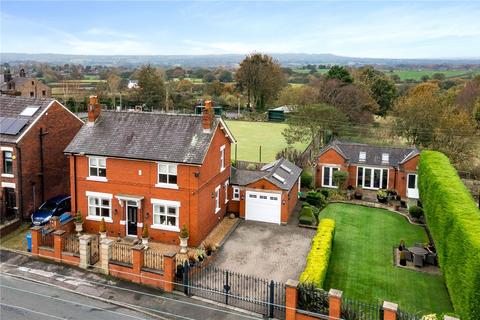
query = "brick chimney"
xmin=87 ymin=95 xmax=101 ymax=125
xmin=202 ymin=100 xmax=214 ymax=133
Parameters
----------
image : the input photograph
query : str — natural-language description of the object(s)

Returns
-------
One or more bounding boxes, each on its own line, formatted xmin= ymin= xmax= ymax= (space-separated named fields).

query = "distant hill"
xmin=1 ymin=52 xmax=479 ymax=67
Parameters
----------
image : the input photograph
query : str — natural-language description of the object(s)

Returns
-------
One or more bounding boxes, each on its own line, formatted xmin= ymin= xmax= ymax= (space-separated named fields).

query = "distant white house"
xmin=127 ymin=80 xmax=139 ymax=89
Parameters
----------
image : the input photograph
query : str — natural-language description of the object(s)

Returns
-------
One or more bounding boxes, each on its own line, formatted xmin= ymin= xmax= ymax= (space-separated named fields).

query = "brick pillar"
xmin=30 ymin=226 xmax=42 ymax=256
xmin=163 ymin=252 xmax=177 ymax=293
xmin=328 ymin=289 xmax=343 ymax=320
xmin=100 ymin=238 xmax=113 ymax=275
xmin=132 ymin=244 xmax=144 ymax=279
xmin=285 ymin=279 xmax=299 ymax=320
xmin=79 ymin=234 xmax=92 ymax=269
xmin=383 ymin=301 xmax=398 ymax=320
xmin=53 ymin=230 xmax=65 ymax=262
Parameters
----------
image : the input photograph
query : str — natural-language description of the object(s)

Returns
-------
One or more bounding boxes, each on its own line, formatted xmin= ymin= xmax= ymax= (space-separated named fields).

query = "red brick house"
xmin=64 ymin=98 xmax=235 ymax=246
xmin=316 ymin=140 xmax=419 ymax=199
xmin=228 ymin=159 xmax=302 ymax=225
xmin=0 ymin=96 xmax=83 ymax=223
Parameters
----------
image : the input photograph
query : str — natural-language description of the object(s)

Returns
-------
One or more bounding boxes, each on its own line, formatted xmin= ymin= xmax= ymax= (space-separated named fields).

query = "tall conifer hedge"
xmin=418 ymin=151 xmax=480 ymax=319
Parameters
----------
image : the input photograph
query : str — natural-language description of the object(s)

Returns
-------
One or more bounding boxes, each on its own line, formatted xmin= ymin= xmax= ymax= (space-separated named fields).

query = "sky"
xmin=1 ymin=0 xmax=479 ymax=59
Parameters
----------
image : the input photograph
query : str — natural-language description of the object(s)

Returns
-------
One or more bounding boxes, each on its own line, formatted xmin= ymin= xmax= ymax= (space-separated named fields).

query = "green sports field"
xmin=225 ymin=120 xmax=309 ymax=163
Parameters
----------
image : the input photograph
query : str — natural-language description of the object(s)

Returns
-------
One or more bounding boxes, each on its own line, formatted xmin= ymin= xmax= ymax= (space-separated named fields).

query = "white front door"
xmin=406 ymin=174 xmax=419 ymax=199
xmin=245 ymin=190 xmax=281 ymax=224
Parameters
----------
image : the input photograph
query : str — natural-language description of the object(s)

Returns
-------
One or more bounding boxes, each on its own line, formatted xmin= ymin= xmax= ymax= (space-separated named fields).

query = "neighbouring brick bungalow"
xmin=228 ymin=159 xmax=302 ymax=225
xmin=316 ymin=140 xmax=420 ymax=199
xmin=64 ymin=98 xmax=236 ymax=247
xmin=0 ymin=96 xmax=83 ymax=222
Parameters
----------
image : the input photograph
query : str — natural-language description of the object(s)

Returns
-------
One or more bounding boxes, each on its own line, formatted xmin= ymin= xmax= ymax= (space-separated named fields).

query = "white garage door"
xmin=245 ymin=190 xmax=281 ymax=224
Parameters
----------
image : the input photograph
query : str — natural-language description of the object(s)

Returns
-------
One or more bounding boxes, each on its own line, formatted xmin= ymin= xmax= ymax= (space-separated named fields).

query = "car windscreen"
xmin=39 ymin=201 xmax=57 ymax=211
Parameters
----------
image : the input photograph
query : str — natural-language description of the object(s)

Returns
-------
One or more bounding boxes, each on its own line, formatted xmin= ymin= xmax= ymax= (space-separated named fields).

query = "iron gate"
xmin=181 ymin=262 xmax=286 ymax=319
xmin=89 ymin=234 xmax=100 ymax=265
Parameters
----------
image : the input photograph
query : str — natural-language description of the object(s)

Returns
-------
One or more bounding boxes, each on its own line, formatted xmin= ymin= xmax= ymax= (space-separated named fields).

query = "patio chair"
xmin=426 ymin=253 xmax=437 ymax=266
xmin=404 ymin=250 xmax=413 ymax=262
xmin=413 ymin=254 xmax=424 ymax=267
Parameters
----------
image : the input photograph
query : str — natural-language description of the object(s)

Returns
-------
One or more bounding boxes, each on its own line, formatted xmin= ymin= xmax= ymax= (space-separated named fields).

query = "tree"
xmin=356 ymin=66 xmax=397 ymax=116
xmin=236 ymin=53 xmax=286 ymax=110
xmin=205 ymin=80 xmax=225 ymax=97
xmin=282 ymin=104 xmax=349 ymax=151
xmin=137 ymin=65 xmax=166 ymax=111
xmin=202 ymin=72 xmax=216 ymax=83
xmin=455 ymin=76 xmax=480 ymax=114
xmin=107 ymin=73 xmax=121 ymax=94
xmin=218 ymin=70 xmax=233 ymax=83
xmin=432 ymin=73 xmax=446 ymax=81
xmin=325 ymin=66 xmax=353 ymax=84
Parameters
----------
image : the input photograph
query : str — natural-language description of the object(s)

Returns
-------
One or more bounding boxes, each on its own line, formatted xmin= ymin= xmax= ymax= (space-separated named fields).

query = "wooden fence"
xmin=111 ymin=243 xmax=132 ymax=265
xmin=143 ymin=249 xmax=164 ymax=271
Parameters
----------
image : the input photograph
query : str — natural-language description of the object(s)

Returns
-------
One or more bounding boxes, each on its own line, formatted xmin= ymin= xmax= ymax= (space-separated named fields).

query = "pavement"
xmin=209 ymin=220 xmax=316 ymax=282
xmin=0 ymin=249 xmax=261 ymax=320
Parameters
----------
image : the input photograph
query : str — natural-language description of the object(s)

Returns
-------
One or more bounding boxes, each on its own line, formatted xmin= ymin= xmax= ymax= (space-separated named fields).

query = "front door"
xmin=4 ymin=188 xmax=16 ymax=219
xmin=406 ymin=174 xmax=419 ymax=199
xmin=126 ymin=201 xmax=138 ymax=237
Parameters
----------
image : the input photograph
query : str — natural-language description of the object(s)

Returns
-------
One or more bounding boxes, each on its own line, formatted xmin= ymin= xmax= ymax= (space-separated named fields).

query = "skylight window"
xmin=20 ymin=106 xmax=40 ymax=116
xmin=280 ymin=164 xmax=292 ymax=173
xmin=382 ymin=153 xmax=389 ymax=164
xmin=273 ymin=173 xmax=286 ymax=184
xmin=359 ymin=151 xmax=366 ymax=162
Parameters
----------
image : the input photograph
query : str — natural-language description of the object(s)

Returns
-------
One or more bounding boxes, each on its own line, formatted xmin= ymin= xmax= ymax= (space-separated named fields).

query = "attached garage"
xmin=245 ymin=190 xmax=281 ymax=224
xmin=228 ymin=158 xmax=302 ymax=225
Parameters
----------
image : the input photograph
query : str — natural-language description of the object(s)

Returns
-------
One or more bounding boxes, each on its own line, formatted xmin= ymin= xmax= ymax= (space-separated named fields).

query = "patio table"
xmin=408 ymin=247 xmax=428 ymax=256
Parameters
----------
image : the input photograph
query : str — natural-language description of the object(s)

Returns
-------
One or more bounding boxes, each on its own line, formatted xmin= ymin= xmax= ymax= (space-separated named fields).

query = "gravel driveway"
xmin=210 ymin=220 xmax=316 ymax=282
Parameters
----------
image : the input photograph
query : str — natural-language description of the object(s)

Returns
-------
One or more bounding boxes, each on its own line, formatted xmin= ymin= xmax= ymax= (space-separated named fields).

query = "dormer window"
xmin=382 ymin=153 xmax=389 ymax=164
xmin=359 ymin=151 xmax=366 ymax=162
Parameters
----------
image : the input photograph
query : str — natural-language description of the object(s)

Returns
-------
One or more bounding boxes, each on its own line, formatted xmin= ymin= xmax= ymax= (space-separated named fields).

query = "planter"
xmin=377 ymin=196 xmax=388 ymax=203
xmin=75 ymin=222 xmax=83 ymax=236
xmin=100 ymin=231 xmax=107 ymax=239
xmin=179 ymin=236 xmax=189 ymax=254
xmin=354 ymin=193 xmax=363 ymax=200
xmin=142 ymin=238 xmax=149 ymax=246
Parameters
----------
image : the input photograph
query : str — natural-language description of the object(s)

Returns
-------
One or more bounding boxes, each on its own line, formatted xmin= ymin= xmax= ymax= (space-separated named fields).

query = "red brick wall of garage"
xmin=284 ymin=179 xmax=299 ymax=223
xmin=69 ymin=122 xmax=231 ymax=247
xmin=396 ymin=154 xmax=419 ymax=199
xmin=316 ymin=149 xmax=348 ymax=188
xmin=16 ymin=101 xmax=82 ymax=218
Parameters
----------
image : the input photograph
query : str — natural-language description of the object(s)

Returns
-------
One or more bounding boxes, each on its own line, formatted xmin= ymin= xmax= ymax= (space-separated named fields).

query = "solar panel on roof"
xmin=0 ymin=117 xmax=29 ymax=135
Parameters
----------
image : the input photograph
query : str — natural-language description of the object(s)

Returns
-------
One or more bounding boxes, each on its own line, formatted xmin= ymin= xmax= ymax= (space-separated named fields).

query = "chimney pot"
xmin=87 ymin=95 xmax=101 ymax=124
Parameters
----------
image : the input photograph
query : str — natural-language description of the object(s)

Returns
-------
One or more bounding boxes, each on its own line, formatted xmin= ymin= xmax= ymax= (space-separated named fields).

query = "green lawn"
xmin=225 ymin=120 xmax=309 ymax=163
xmin=385 ymin=69 xmax=480 ymax=81
xmin=320 ymin=203 xmax=453 ymax=315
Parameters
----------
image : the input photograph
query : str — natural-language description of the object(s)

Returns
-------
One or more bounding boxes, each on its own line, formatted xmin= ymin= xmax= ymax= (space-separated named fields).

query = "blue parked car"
xmin=31 ymin=195 xmax=71 ymax=226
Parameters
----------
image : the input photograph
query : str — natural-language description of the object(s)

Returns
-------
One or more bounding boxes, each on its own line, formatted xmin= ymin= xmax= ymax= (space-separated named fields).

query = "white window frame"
xmin=87 ymin=156 xmax=107 ymax=182
xmin=356 ymin=166 xmax=389 ymax=190
xmin=150 ymin=198 xmax=181 ymax=232
xmin=381 ymin=153 xmax=389 ymax=164
xmin=321 ymin=165 xmax=340 ymax=188
xmin=2 ymin=150 xmax=13 ymax=177
xmin=359 ymin=151 xmax=366 ymax=162
xmin=215 ymin=185 xmax=221 ymax=213
xmin=220 ymin=145 xmax=226 ymax=172
xmin=232 ymin=186 xmax=240 ymax=201
xmin=86 ymin=191 xmax=112 ymax=222
xmin=155 ymin=162 xmax=178 ymax=189
xmin=224 ymin=180 xmax=229 ymax=204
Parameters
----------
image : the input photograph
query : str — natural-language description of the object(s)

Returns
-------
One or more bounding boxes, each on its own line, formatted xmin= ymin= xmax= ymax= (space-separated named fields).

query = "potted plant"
xmin=74 ymin=211 xmax=83 ymax=236
xmin=187 ymin=250 xmax=198 ymax=267
xmin=203 ymin=241 xmax=216 ymax=256
xmin=142 ymin=224 xmax=149 ymax=246
xmin=376 ymin=189 xmax=388 ymax=203
xmin=399 ymin=250 xmax=407 ymax=266
xmin=354 ymin=188 xmax=363 ymax=200
xmin=99 ymin=218 xmax=107 ymax=239
xmin=197 ymin=248 xmax=206 ymax=262
xmin=398 ymin=240 xmax=405 ymax=251
xmin=179 ymin=225 xmax=189 ymax=254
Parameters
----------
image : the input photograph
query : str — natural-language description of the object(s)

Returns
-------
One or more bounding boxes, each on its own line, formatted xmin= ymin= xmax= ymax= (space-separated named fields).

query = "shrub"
xmin=419 ymin=151 xmax=480 ymax=319
xmin=299 ymin=219 xmax=335 ymax=288
xmin=301 ymin=170 xmax=313 ymax=189
xmin=332 ymin=170 xmax=348 ymax=190
xmin=180 ymin=225 xmax=189 ymax=238
xmin=75 ymin=211 xmax=83 ymax=223
xmin=305 ymin=191 xmax=327 ymax=209
xmin=99 ymin=218 xmax=106 ymax=233
xmin=142 ymin=224 xmax=149 ymax=238
xmin=319 ymin=189 xmax=330 ymax=199
xmin=299 ymin=206 xmax=317 ymax=226
xmin=408 ymin=205 xmax=423 ymax=219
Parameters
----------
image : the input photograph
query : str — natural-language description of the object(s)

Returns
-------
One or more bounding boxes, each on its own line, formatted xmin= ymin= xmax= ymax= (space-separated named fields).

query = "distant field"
xmin=225 ymin=120 xmax=309 ymax=163
xmin=386 ymin=69 xmax=480 ymax=81
xmin=171 ymin=77 xmax=203 ymax=83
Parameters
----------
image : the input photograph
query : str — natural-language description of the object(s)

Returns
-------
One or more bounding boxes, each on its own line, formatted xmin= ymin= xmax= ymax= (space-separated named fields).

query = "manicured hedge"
xmin=418 ymin=151 xmax=480 ymax=320
xmin=299 ymin=206 xmax=317 ymax=226
xmin=299 ymin=219 xmax=335 ymax=288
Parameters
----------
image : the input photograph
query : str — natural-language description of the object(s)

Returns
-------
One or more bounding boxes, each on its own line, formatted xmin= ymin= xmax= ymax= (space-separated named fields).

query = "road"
xmin=0 ymin=274 xmax=158 ymax=320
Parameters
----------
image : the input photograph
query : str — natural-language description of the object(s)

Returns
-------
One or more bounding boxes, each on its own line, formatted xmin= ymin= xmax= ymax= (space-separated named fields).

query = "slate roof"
xmin=0 ymin=77 xmax=32 ymax=90
xmin=64 ymin=111 xmax=225 ymax=165
xmin=0 ymin=96 xmax=54 ymax=143
xmin=318 ymin=140 xmax=419 ymax=167
xmin=231 ymin=158 xmax=302 ymax=191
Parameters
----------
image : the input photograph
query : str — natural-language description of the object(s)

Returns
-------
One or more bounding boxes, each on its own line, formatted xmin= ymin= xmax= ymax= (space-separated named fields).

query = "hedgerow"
xmin=299 ymin=219 xmax=335 ymax=288
xmin=418 ymin=151 xmax=480 ymax=320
